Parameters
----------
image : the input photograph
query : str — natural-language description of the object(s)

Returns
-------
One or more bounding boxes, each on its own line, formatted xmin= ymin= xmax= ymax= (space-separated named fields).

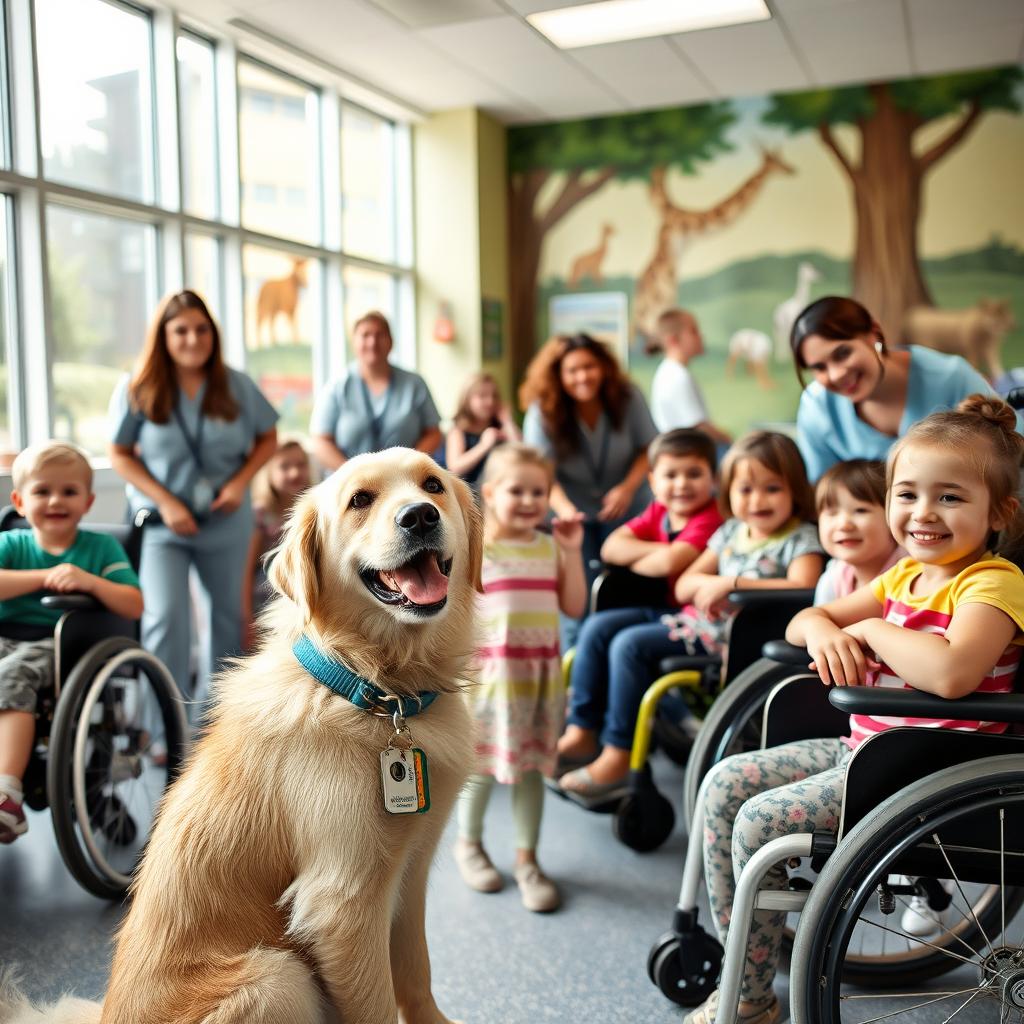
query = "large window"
xmin=238 ymin=60 xmax=321 ymax=245
xmin=35 ymin=0 xmax=155 ymax=203
xmin=0 ymin=7 xmax=413 ymax=460
xmin=46 ymin=205 xmax=156 ymax=454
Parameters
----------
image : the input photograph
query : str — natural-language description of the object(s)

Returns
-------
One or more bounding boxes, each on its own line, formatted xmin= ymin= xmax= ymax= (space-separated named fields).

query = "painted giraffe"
xmin=632 ymin=149 xmax=796 ymax=346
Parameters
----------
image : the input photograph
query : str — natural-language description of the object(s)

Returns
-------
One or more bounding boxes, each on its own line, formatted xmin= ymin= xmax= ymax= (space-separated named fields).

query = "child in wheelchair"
xmin=665 ymin=430 xmax=824 ymax=659
xmin=0 ymin=442 xmax=142 ymax=843
xmin=555 ymin=429 xmax=723 ymax=801
xmin=684 ymin=395 xmax=1024 ymax=1024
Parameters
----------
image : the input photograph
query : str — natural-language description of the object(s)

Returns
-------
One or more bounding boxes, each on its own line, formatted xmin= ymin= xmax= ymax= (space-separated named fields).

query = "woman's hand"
xmin=158 ymin=496 xmax=198 ymax=536
xmin=552 ymin=513 xmax=585 ymax=551
xmin=692 ymin=575 xmax=736 ymax=618
xmin=211 ymin=477 xmax=246 ymax=515
xmin=598 ymin=482 xmax=634 ymax=522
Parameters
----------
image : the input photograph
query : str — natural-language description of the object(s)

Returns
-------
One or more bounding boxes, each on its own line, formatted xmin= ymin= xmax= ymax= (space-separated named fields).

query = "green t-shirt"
xmin=0 ymin=528 xmax=140 ymax=627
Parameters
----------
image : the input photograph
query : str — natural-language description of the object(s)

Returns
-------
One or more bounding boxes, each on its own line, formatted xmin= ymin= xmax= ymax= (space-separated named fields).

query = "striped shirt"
xmin=846 ymin=555 xmax=1024 ymax=748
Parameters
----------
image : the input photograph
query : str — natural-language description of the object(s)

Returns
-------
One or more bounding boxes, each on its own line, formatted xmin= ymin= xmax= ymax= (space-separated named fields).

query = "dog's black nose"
xmin=395 ymin=502 xmax=440 ymax=539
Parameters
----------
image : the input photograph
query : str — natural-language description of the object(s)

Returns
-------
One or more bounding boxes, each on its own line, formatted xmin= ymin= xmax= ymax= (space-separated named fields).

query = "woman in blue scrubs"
xmin=109 ymin=290 xmax=278 ymax=706
xmin=309 ymin=310 xmax=442 ymax=470
xmin=792 ymin=296 xmax=1006 ymax=481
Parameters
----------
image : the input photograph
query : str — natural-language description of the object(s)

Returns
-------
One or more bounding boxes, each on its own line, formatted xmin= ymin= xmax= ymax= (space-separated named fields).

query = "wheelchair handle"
xmin=829 ymin=684 xmax=1024 ymax=724
xmin=39 ymin=593 xmax=103 ymax=612
xmin=761 ymin=639 xmax=811 ymax=666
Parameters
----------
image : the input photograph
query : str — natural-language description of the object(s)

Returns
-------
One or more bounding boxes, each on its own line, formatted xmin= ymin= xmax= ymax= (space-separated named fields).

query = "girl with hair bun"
xmin=682 ymin=395 xmax=1024 ymax=1024
xmin=790 ymin=295 xmax=1012 ymax=482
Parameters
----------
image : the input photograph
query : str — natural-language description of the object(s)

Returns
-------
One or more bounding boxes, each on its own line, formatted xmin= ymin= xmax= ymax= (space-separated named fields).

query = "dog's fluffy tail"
xmin=0 ymin=971 xmax=101 ymax=1024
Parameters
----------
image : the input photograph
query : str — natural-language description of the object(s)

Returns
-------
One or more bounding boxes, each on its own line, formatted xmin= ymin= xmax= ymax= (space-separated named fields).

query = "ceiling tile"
xmin=366 ymin=0 xmax=505 ymax=29
xmin=502 ymin=0 xmax=596 ymax=15
xmin=673 ymin=19 xmax=811 ymax=97
xmin=419 ymin=15 xmax=624 ymax=113
xmin=569 ymin=37 xmax=712 ymax=109
xmin=906 ymin=0 xmax=1024 ymax=36
xmin=914 ymin=22 xmax=1024 ymax=75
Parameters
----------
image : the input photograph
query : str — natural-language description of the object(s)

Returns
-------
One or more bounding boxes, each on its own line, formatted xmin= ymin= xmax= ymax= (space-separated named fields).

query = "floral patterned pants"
xmin=702 ymin=738 xmax=852 ymax=1002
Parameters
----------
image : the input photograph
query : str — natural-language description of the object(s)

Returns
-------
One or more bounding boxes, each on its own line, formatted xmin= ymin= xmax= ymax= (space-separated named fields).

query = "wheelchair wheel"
xmin=48 ymin=636 xmax=189 ymax=900
xmin=647 ymin=928 xmax=722 ymax=1007
xmin=613 ymin=782 xmax=675 ymax=852
xmin=682 ymin=658 xmax=799 ymax=829
xmin=791 ymin=754 xmax=1024 ymax=1023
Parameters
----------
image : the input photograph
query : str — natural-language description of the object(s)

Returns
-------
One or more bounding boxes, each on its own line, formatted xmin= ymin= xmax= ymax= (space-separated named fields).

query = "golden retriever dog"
xmin=1 ymin=449 xmax=482 ymax=1024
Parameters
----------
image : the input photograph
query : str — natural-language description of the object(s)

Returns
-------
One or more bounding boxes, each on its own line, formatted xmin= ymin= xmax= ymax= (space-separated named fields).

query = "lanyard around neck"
xmin=172 ymin=399 xmax=205 ymax=471
xmin=359 ymin=377 xmax=391 ymax=451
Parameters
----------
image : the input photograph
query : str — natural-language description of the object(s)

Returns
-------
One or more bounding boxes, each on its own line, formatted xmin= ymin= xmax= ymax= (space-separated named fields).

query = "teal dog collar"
xmin=293 ymin=634 xmax=437 ymax=716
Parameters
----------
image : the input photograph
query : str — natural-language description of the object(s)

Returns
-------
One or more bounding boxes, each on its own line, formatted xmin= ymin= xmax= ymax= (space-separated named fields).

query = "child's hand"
xmin=479 ymin=426 xmax=504 ymax=450
xmin=807 ymin=626 xmax=877 ymax=688
xmin=693 ymin=576 xmax=736 ymax=618
xmin=43 ymin=564 xmax=95 ymax=594
xmin=159 ymin=496 xmax=199 ymax=536
xmin=552 ymin=513 xmax=584 ymax=550
xmin=211 ymin=478 xmax=246 ymax=515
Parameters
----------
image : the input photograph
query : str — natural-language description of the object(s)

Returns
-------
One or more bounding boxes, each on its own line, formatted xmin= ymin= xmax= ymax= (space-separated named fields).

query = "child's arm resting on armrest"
xmin=0 ymin=568 xmax=52 ymax=601
xmin=43 ymin=564 xmax=143 ymax=621
xmin=630 ymin=541 xmax=701 ymax=579
xmin=844 ymin=602 xmax=1018 ymax=700
xmin=600 ymin=523 xmax=670 ymax=572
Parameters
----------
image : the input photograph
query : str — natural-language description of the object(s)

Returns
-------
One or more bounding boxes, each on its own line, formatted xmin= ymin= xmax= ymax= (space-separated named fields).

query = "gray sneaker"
xmin=514 ymin=863 xmax=560 ymax=912
xmin=454 ymin=841 xmax=503 ymax=893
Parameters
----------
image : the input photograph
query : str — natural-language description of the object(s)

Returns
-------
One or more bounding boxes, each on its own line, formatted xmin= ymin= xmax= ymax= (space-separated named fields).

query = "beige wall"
xmin=413 ymin=108 xmax=511 ymax=421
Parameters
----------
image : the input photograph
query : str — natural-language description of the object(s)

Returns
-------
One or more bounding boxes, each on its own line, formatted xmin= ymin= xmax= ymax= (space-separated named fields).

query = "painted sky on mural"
xmin=538 ymin=87 xmax=1024 ymax=285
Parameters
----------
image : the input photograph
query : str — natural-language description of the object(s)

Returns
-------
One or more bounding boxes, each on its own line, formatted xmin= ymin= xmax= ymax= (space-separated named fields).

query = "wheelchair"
xmin=557 ymin=565 xmax=815 ymax=853
xmin=648 ymin=640 xmax=1024 ymax=1023
xmin=0 ymin=506 xmax=190 ymax=899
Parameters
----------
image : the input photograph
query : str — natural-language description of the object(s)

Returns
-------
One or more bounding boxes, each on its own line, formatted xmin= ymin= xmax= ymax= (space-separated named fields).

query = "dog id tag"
xmin=380 ymin=747 xmax=430 ymax=815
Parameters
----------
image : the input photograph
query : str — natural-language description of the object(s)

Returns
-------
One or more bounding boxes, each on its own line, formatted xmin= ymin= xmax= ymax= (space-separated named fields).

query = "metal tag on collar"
xmin=381 ymin=697 xmax=430 ymax=814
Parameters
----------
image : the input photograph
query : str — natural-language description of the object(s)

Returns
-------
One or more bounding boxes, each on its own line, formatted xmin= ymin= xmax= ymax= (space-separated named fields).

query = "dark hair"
xmin=719 ymin=431 xmax=816 ymax=523
xmin=518 ymin=333 xmax=631 ymax=457
xmin=648 ymin=428 xmax=717 ymax=474
xmin=816 ymin=459 xmax=887 ymax=513
xmin=130 ymin=290 xmax=237 ymax=423
xmin=790 ymin=296 xmax=885 ymax=385
xmin=888 ymin=394 xmax=1024 ymax=558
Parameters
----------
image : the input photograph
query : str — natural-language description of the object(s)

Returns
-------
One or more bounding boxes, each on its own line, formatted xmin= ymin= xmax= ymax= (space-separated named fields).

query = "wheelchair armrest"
xmin=828 ymin=685 xmax=1024 ymax=724
xmin=761 ymin=640 xmax=811 ymax=666
xmin=727 ymin=588 xmax=816 ymax=610
xmin=39 ymin=593 xmax=103 ymax=612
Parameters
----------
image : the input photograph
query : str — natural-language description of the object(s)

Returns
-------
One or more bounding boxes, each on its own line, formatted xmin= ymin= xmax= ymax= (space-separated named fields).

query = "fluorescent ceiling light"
xmin=528 ymin=0 xmax=770 ymax=49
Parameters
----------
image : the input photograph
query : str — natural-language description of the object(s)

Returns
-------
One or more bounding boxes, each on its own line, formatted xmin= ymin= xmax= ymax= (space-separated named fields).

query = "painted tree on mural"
xmin=508 ymin=103 xmax=734 ymax=381
xmin=763 ymin=68 xmax=1023 ymax=336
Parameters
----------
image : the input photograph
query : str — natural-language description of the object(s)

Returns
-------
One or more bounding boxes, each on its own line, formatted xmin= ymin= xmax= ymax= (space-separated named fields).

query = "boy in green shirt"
xmin=0 ymin=441 xmax=143 ymax=842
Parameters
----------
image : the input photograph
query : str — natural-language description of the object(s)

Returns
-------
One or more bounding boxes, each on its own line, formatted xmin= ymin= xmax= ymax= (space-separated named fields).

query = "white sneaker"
xmin=901 ymin=886 xmax=952 ymax=937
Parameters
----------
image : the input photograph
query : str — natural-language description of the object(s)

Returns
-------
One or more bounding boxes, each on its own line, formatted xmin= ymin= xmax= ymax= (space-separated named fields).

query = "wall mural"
xmin=507 ymin=66 xmax=1024 ymax=434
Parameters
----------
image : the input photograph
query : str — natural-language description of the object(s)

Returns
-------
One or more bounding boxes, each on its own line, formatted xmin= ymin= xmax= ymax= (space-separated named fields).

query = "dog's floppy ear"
xmin=268 ymin=491 xmax=321 ymax=622
xmin=452 ymin=476 xmax=484 ymax=594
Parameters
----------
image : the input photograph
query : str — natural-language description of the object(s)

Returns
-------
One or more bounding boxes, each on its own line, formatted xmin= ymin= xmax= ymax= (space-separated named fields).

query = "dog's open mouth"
xmin=360 ymin=550 xmax=453 ymax=615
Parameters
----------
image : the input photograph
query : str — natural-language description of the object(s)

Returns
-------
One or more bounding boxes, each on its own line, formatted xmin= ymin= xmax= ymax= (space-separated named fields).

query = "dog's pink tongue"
xmin=392 ymin=557 xmax=449 ymax=605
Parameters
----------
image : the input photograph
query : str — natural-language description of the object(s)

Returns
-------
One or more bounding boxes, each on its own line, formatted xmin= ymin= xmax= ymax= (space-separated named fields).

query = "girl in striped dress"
xmin=454 ymin=443 xmax=586 ymax=912
xmin=682 ymin=395 xmax=1024 ymax=1024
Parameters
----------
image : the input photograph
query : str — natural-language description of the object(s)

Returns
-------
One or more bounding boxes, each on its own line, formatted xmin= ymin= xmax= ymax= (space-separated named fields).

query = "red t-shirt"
xmin=625 ymin=499 xmax=724 ymax=605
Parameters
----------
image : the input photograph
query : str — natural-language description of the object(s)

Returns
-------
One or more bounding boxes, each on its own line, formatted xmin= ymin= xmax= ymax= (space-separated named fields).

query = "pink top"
xmin=626 ymin=499 xmax=724 ymax=604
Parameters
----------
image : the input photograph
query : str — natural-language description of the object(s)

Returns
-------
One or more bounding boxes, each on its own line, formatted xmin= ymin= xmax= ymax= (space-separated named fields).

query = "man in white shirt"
xmin=649 ymin=309 xmax=731 ymax=444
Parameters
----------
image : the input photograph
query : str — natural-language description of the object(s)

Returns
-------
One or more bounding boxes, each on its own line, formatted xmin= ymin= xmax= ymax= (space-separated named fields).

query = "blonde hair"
xmin=453 ymin=372 xmax=502 ymax=432
xmin=251 ymin=439 xmax=311 ymax=520
xmin=479 ymin=443 xmax=553 ymax=538
xmin=719 ymin=431 xmax=815 ymax=523
xmin=887 ymin=394 xmax=1024 ymax=557
xmin=12 ymin=441 xmax=93 ymax=492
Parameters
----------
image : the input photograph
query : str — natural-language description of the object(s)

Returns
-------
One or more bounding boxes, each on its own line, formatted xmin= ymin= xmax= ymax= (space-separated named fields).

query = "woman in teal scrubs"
xmin=309 ymin=311 xmax=442 ymax=469
xmin=109 ymin=290 xmax=278 ymax=705
xmin=792 ymin=296 xmax=1007 ymax=481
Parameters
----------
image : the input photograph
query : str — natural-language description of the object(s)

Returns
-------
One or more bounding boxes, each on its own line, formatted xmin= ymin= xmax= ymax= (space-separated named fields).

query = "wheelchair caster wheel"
xmin=648 ymin=930 xmax=722 ymax=1007
xmin=613 ymin=787 xmax=675 ymax=852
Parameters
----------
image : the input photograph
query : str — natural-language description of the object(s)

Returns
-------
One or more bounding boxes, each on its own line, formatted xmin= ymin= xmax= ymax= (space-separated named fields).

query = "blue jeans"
xmin=559 ymin=519 xmax=616 ymax=653
xmin=566 ymin=606 xmax=682 ymax=751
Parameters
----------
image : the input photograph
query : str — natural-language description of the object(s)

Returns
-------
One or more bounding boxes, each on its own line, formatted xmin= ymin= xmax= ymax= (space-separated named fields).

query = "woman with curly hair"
xmin=520 ymin=334 xmax=657 ymax=638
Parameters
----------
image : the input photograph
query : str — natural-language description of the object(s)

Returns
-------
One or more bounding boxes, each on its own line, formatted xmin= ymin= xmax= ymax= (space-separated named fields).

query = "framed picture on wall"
xmin=549 ymin=291 xmax=629 ymax=367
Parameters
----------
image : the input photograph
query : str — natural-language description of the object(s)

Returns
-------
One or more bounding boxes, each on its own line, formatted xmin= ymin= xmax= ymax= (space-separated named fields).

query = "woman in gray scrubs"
xmin=520 ymin=334 xmax=657 ymax=640
xmin=109 ymin=290 xmax=278 ymax=706
xmin=309 ymin=311 xmax=442 ymax=469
